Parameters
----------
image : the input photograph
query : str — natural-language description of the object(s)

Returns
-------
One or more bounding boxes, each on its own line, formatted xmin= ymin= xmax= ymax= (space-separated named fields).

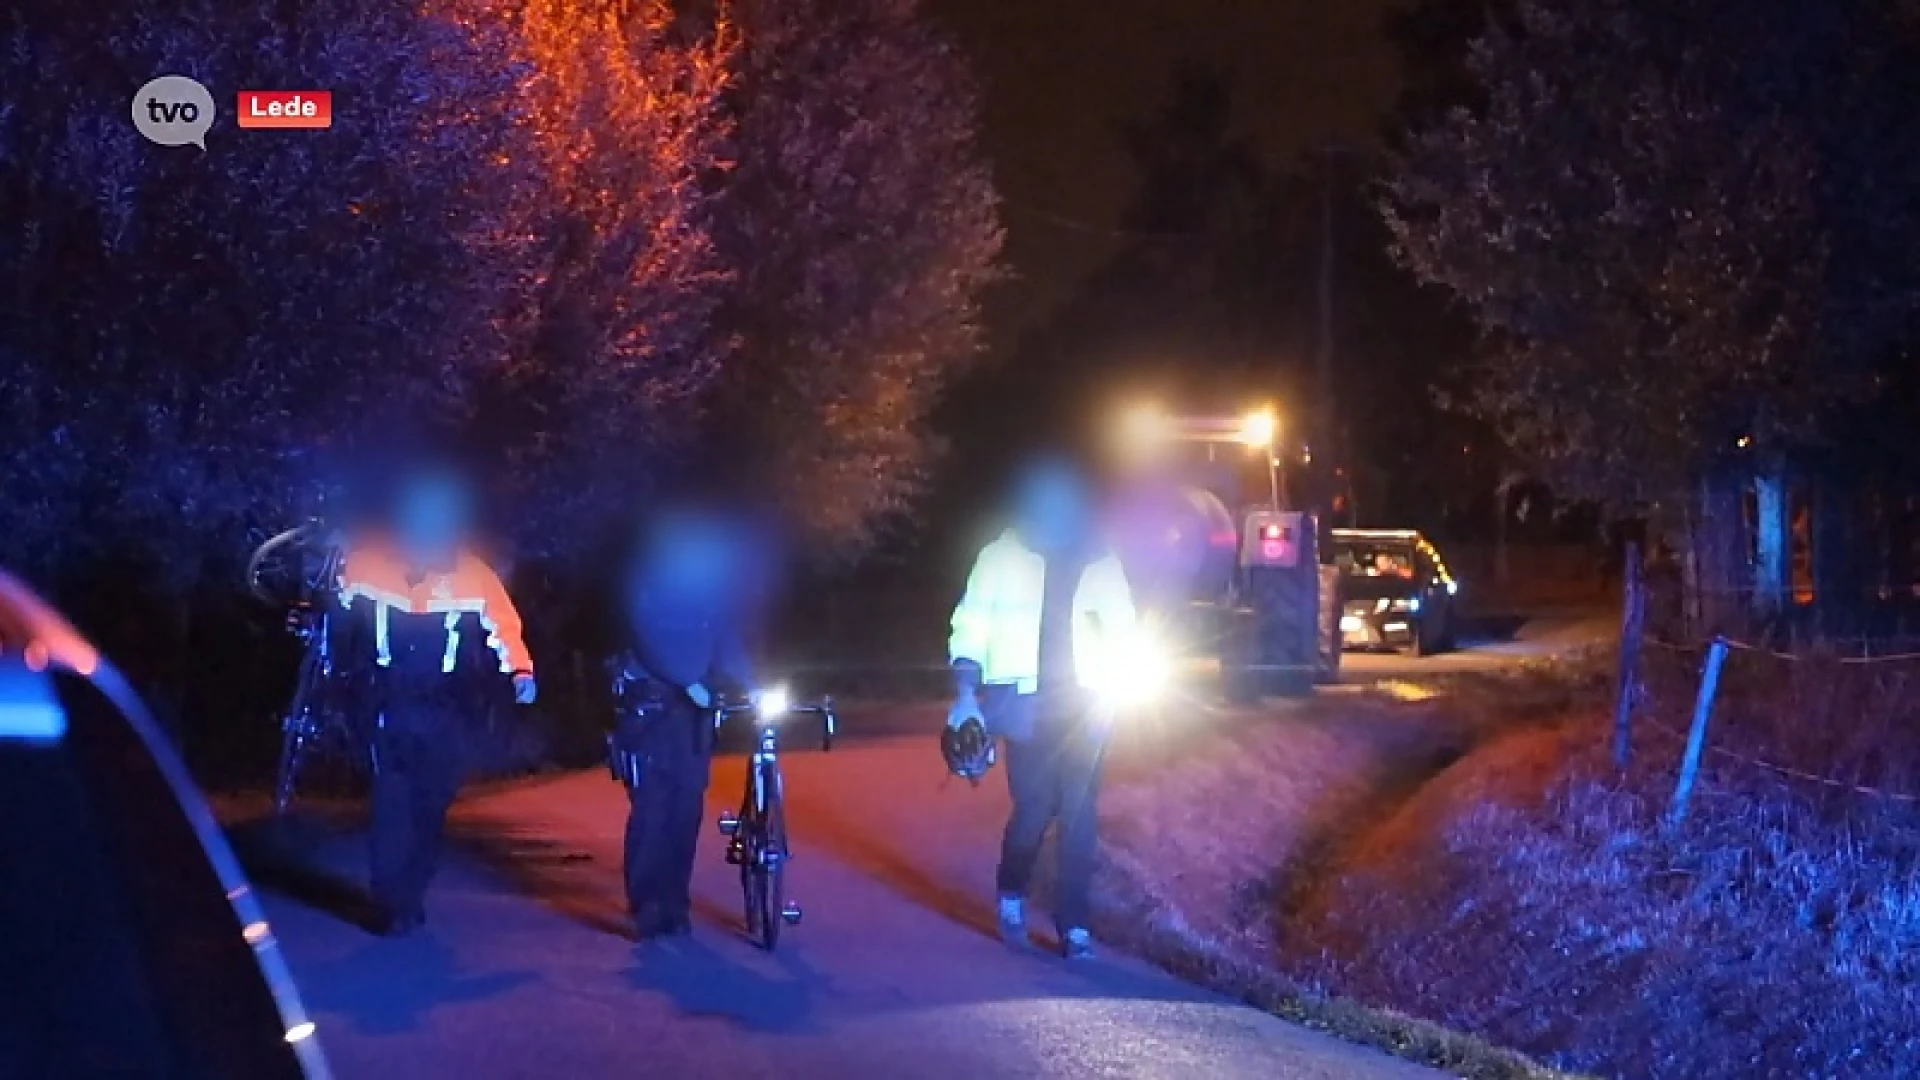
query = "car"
xmin=1329 ymin=528 xmax=1460 ymax=656
xmin=0 ymin=572 xmax=332 ymax=1079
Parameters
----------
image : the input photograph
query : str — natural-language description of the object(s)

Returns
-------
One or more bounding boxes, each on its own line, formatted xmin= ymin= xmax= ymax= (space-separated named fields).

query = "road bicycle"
xmin=245 ymin=522 xmax=359 ymax=814
xmin=715 ymin=690 xmax=836 ymax=951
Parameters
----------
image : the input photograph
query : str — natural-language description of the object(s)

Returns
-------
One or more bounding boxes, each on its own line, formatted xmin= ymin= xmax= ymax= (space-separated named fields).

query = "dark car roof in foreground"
xmin=0 ymin=571 xmax=331 ymax=1079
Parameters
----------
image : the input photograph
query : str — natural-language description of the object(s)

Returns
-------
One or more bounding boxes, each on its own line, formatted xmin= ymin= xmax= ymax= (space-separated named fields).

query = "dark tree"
xmin=0 ymin=0 xmax=738 ymax=596
xmin=1386 ymin=0 xmax=1920 ymax=512
xmin=704 ymin=0 xmax=1002 ymax=555
xmin=0 ymin=0 xmax=538 ymax=597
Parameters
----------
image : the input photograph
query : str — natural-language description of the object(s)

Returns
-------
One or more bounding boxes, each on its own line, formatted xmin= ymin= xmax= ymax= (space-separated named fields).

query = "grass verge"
xmin=1090 ymin=671 xmax=1595 ymax=1078
xmin=1160 ymin=647 xmax=1920 ymax=1079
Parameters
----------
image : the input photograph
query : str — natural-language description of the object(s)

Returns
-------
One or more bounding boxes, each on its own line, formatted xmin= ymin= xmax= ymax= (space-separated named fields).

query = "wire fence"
xmin=1621 ymin=622 xmax=1920 ymax=818
xmin=1645 ymin=635 xmax=1920 ymax=666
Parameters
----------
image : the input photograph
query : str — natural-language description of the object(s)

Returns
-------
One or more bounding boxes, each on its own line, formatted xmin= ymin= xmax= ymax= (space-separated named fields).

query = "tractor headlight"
xmin=1237 ymin=407 xmax=1277 ymax=448
xmin=1119 ymin=402 xmax=1168 ymax=449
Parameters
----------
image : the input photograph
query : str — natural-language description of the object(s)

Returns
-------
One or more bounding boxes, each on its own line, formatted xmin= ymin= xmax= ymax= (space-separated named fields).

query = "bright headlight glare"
xmin=1097 ymin=629 xmax=1171 ymax=709
xmin=756 ymin=687 xmax=790 ymax=717
xmin=1120 ymin=402 xmax=1167 ymax=447
xmin=1237 ymin=408 xmax=1277 ymax=448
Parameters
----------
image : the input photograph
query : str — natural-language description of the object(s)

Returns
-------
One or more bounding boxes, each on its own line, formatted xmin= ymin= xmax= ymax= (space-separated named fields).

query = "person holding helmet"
xmin=334 ymin=459 xmax=536 ymax=936
xmin=608 ymin=501 xmax=761 ymax=940
xmin=947 ymin=451 xmax=1141 ymax=959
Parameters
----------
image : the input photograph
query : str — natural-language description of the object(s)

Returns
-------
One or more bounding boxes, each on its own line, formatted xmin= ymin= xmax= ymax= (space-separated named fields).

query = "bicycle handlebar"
xmin=713 ymin=696 xmax=837 ymax=752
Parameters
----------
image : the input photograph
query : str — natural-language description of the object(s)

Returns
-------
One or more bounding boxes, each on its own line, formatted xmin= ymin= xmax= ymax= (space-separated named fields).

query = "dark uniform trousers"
xmin=990 ymin=689 xmax=1107 ymax=932
xmin=369 ymin=702 xmax=468 ymax=921
xmin=618 ymin=697 xmax=713 ymax=926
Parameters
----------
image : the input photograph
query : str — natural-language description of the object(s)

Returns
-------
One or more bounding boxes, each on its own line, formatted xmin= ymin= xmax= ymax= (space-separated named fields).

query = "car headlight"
xmin=1339 ymin=614 xmax=1364 ymax=633
xmin=1389 ymin=596 xmax=1421 ymax=613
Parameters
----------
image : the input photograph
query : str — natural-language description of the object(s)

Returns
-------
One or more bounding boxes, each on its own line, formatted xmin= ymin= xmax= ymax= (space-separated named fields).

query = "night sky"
xmin=924 ymin=0 xmax=1405 ymax=338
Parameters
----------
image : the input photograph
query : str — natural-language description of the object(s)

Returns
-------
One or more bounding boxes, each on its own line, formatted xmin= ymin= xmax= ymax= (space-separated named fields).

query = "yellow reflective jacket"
xmin=948 ymin=530 xmax=1139 ymax=695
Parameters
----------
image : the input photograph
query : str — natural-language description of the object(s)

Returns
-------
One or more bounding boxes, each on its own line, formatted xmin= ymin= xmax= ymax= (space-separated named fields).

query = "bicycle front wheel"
xmin=247 ymin=524 xmax=331 ymax=608
xmin=272 ymin=635 xmax=328 ymax=814
xmin=740 ymin=766 xmax=788 ymax=950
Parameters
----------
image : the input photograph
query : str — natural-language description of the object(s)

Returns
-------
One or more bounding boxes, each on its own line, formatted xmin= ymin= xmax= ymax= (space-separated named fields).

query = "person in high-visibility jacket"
xmin=948 ymin=452 xmax=1140 ymax=959
xmin=334 ymin=463 xmax=535 ymax=936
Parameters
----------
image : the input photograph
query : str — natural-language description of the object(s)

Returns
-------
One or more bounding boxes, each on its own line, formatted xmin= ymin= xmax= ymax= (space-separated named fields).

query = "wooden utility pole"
xmin=1316 ymin=166 xmax=1336 ymax=466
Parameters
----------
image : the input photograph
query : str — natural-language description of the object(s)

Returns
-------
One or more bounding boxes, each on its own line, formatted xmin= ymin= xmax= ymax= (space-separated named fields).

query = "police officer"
xmin=335 ymin=462 xmax=536 ymax=936
xmin=608 ymin=503 xmax=758 ymax=939
xmin=947 ymin=453 xmax=1141 ymax=959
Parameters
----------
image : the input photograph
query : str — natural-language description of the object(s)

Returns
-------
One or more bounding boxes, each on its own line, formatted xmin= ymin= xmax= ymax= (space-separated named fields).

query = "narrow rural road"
xmin=252 ymin=723 xmax=1444 ymax=1079
xmin=1341 ymin=603 xmax=1616 ymax=679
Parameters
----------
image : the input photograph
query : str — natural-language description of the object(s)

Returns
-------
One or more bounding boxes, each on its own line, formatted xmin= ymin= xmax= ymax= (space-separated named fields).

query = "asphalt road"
xmin=250 ymin=734 xmax=1442 ymax=1080
xmin=1338 ymin=603 xmax=1616 ymax=679
xmin=1163 ymin=602 xmax=1614 ymax=686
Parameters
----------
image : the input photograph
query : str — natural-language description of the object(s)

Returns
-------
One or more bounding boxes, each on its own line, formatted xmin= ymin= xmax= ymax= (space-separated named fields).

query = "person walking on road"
xmin=335 ymin=462 xmax=536 ymax=937
xmin=608 ymin=503 xmax=760 ymax=940
xmin=947 ymin=453 xmax=1142 ymax=959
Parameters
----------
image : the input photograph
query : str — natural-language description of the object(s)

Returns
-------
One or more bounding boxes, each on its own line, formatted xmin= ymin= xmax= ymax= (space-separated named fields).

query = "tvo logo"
xmin=132 ymin=75 xmax=215 ymax=150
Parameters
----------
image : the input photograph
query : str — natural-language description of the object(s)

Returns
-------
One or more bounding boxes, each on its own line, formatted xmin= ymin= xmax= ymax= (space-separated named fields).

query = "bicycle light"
xmin=755 ymin=686 xmax=791 ymax=718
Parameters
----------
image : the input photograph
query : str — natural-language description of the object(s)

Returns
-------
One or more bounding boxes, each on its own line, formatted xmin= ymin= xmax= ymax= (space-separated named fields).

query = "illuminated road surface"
xmin=256 ymin=735 xmax=1441 ymax=1079
xmin=1340 ymin=603 xmax=1616 ymax=679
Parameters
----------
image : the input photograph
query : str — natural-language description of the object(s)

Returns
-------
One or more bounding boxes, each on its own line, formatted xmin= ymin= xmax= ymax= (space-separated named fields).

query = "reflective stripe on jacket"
xmin=948 ymin=530 xmax=1138 ymax=695
xmin=336 ymin=543 xmax=532 ymax=676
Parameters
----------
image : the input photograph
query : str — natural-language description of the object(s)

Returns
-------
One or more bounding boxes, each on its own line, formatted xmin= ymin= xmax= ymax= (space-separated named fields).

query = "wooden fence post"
xmin=1614 ymin=541 xmax=1645 ymax=768
xmin=1668 ymin=636 xmax=1730 ymax=826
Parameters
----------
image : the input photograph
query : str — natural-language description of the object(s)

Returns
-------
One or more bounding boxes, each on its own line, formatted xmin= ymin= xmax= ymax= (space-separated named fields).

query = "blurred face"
xmin=1014 ymin=460 xmax=1094 ymax=554
xmin=393 ymin=472 xmax=472 ymax=558
xmin=641 ymin=510 xmax=739 ymax=600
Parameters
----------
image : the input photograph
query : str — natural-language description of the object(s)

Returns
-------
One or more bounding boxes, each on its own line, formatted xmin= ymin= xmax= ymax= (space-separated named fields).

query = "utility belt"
xmin=606 ymin=675 xmax=706 ymax=788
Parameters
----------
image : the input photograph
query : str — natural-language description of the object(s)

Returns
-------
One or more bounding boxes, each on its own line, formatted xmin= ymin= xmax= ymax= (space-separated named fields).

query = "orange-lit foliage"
xmin=508 ymin=0 xmax=733 ymax=393
xmin=433 ymin=0 xmax=738 ymax=542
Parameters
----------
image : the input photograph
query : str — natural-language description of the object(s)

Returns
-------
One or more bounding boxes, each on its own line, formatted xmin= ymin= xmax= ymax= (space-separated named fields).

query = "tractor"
xmin=1107 ymin=403 xmax=1339 ymax=702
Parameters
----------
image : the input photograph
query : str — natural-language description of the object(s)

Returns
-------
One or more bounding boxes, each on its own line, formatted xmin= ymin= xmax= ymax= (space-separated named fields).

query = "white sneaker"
xmin=1064 ymin=927 xmax=1095 ymax=960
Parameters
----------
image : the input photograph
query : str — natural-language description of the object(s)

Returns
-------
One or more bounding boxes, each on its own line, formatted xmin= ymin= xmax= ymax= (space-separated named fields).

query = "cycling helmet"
xmin=941 ymin=716 xmax=997 ymax=784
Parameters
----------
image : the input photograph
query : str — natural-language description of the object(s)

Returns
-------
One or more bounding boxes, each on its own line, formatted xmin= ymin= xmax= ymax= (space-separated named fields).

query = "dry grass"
xmin=1094 ymin=650 xmax=1920 ymax=1078
xmin=1089 ymin=684 xmax=1580 ymax=1078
